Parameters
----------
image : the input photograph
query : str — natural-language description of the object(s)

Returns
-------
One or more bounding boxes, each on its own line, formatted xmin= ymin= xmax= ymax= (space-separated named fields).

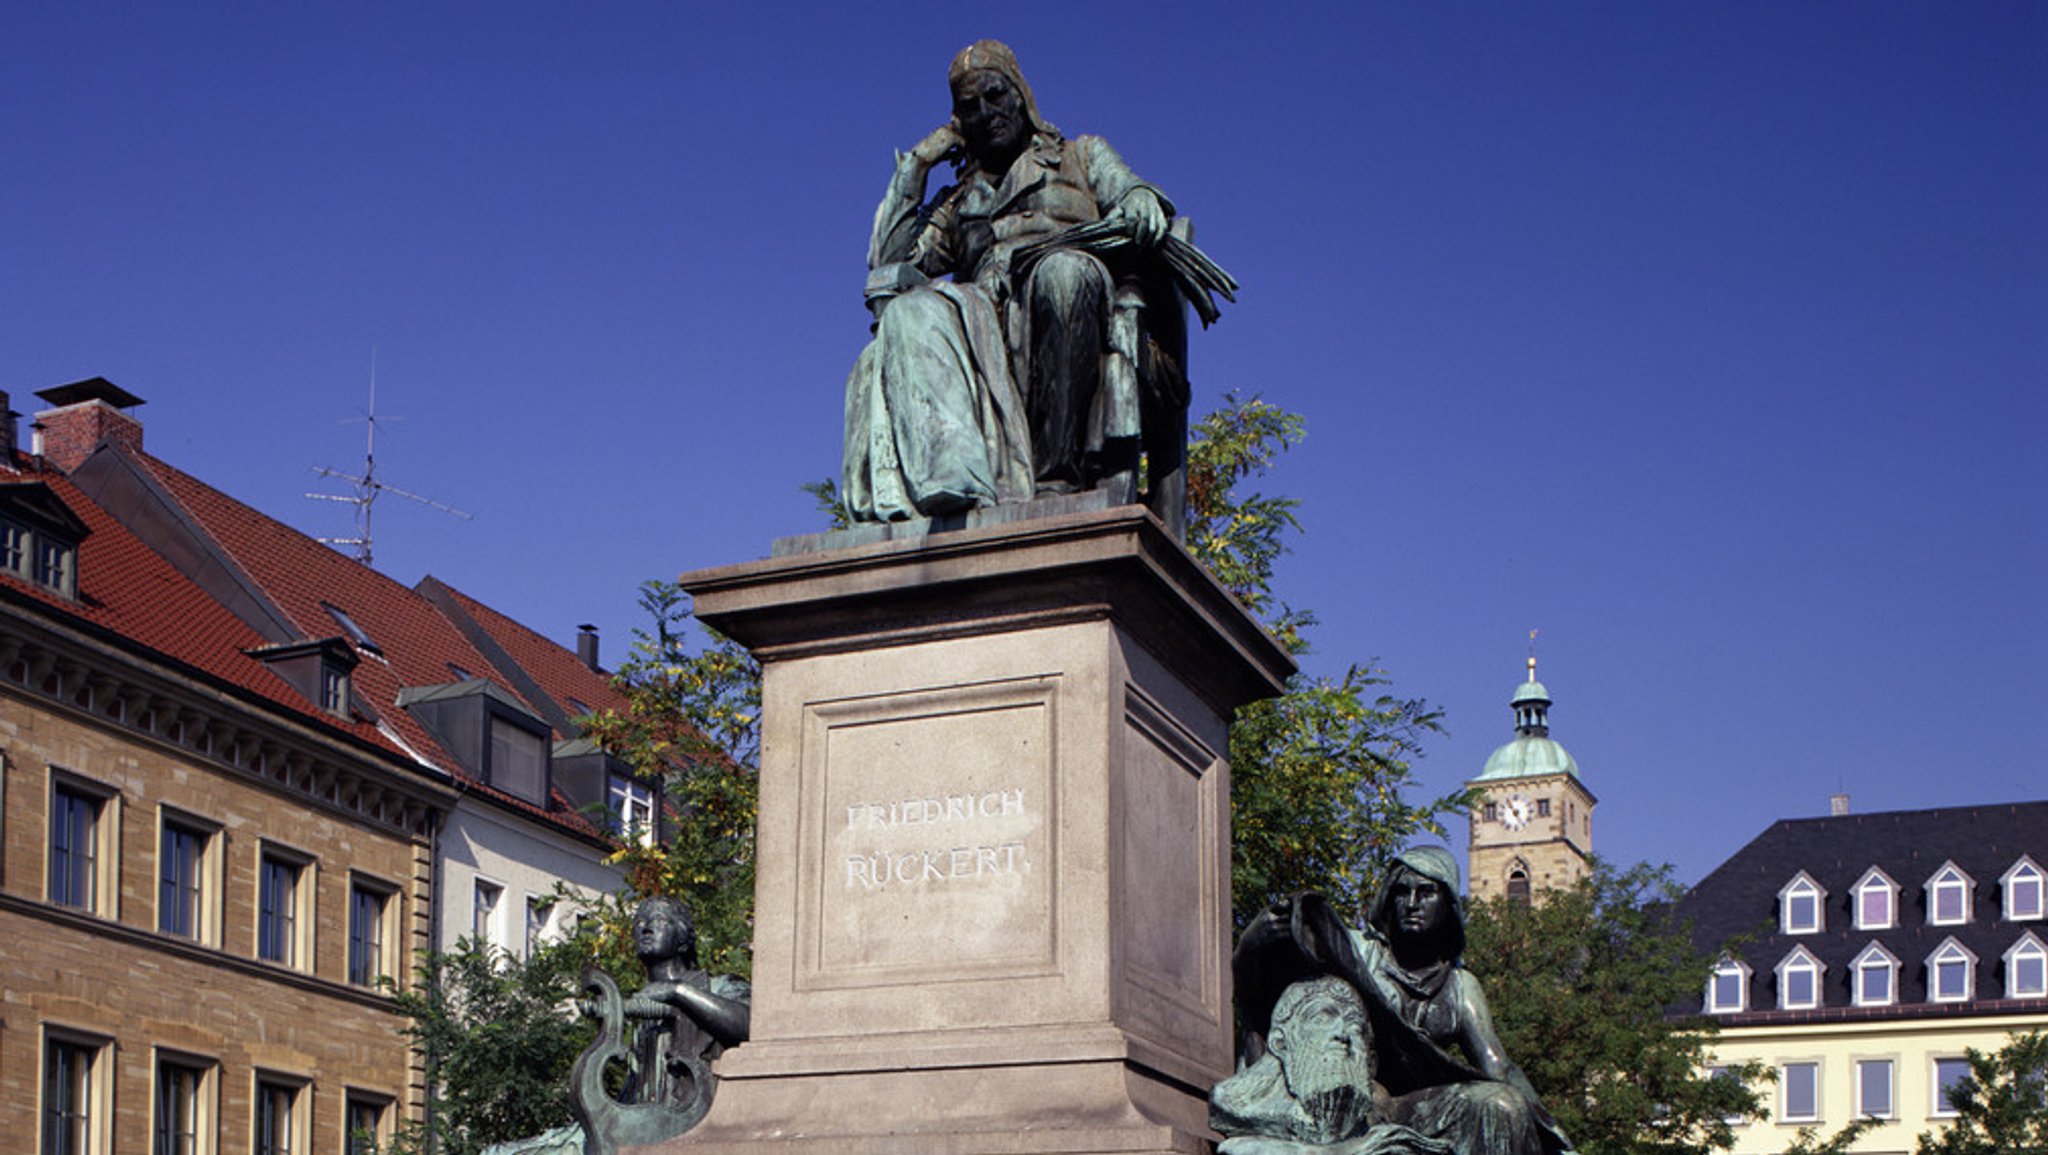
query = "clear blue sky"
xmin=4 ymin=3 xmax=2041 ymax=886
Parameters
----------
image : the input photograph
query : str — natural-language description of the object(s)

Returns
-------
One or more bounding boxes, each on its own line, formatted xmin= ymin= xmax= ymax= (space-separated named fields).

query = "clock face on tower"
xmin=1502 ymin=793 xmax=1534 ymax=831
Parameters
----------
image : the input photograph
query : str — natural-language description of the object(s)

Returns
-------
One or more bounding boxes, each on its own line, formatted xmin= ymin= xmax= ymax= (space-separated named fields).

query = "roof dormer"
xmin=248 ymin=637 xmax=360 ymax=719
xmin=0 ymin=482 xmax=91 ymax=600
xmin=1778 ymin=871 xmax=1826 ymax=935
xmin=1926 ymin=861 xmax=1976 ymax=926
xmin=398 ymin=680 xmax=552 ymax=806
xmin=1853 ymin=866 xmax=1899 ymax=931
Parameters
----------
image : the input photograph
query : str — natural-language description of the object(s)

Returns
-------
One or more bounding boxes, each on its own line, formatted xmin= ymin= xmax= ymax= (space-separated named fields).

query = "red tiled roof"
xmin=0 ymin=460 xmax=397 ymax=752
xmin=431 ymin=580 xmax=625 ymax=720
xmin=108 ymin=450 xmax=609 ymax=840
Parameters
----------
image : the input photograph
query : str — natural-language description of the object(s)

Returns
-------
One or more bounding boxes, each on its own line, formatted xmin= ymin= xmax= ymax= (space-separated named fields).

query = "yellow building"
xmin=1466 ymin=657 xmax=1595 ymax=902
xmin=1675 ymin=801 xmax=2048 ymax=1153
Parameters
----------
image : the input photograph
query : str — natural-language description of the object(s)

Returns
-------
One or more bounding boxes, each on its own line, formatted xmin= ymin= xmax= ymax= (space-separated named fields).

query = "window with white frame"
xmin=526 ymin=896 xmax=554 ymax=954
xmin=1776 ymin=946 xmax=1824 ymax=1010
xmin=154 ymin=1054 xmax=214 ymax=1155
xmin=473 ymin=878 xmax=503 ymax=947
xmin=1853 ymin=867 xmax=1897 ymax=930
xmin=42 ymin=1030 xmax=111 ymax=1155
xmin=608 ymin=772 xmax=656 ymax=845
xmin=1779 ymin=872 xmax=1825 ymax=934
xmin=1706 ymin=957 xmax=1749 ymax=1014
xmin=1927 ymin=937 xmax=1977 ymax=1002
xmin=1856 ymin=1058 xmax=1894 ymax=1119
xmin=2003 ymin=857 xmax=2045 ymax=922
xmin=1927 ymin=862 xmax=1975 ymax=926
xmin=1932 ymin=1056 xmax=1971 ymax=1116
xmin=2004 ymin=931 xmax=2047 ymax=999
xmin=1782 ymin=1060 xmax=1820 ymax=1123
xmin=1852 ymin=941 xmax=1899 ymax=1007
xmin=48 ymin=773 xmax=117 ymax=914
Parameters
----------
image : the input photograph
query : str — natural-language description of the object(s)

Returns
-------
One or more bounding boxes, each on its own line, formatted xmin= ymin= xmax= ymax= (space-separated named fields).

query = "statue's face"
xmin=1388 ymin=869 xmax=1448 ymax=941
xmin=1271 ymin=979 xmax=1375 ymax=1142
xmin=952 ymin=68 xmax=1027 ymax=165
xmin=633 ymin=902 xmax=693 ymax=961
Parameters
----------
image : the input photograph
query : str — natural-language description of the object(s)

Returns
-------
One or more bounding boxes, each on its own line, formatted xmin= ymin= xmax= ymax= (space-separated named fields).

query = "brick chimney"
xmin=33 ymin=378 xmax=145 ymax=472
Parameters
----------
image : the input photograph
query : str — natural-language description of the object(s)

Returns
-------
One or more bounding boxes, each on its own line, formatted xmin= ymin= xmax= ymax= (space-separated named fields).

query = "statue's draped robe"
xmin=844 ymin=131 xmax=1168 ymax=521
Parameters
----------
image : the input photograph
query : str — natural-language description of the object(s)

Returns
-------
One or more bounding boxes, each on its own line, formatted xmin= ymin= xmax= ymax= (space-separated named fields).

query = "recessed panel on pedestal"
xmin=796 ymin=675 xmax=1060 ymax=991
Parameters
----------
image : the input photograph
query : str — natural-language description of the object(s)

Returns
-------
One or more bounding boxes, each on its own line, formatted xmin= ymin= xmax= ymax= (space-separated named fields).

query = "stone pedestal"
xmin=667 ymin=505 xmax=1293 ymax=1155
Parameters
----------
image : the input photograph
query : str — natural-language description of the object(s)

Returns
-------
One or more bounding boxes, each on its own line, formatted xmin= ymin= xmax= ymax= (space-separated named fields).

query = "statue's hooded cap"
xmin=947 ymin=39 xmax=1059 ymax=140
xmin=1367 ymin=845 xmax=1466 ymax=963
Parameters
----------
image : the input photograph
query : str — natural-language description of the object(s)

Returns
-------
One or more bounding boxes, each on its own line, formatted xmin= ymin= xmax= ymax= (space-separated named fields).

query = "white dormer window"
xmin=1852 ymin=941 xmax=1900 ymax=1007
xmin=1853 ymin=868 xmax=1898 ymax=931
xmin=1776 ymin=946 xmax=1825 ymax=1010
xmin=2005 ymin=932 xmax=2047 ymax=999
xmin=2002 ymin=857 xmax=2045 ymax=922
xmin=1927 ymin=862 xmax=1975 ymax=926
xmin=1706 ymin=956 xmax=1750 ymax=1014
xmin=1927 ymin=938 xmax=1977 ymax=1002
xmin=1779 ymin=872 xmax=1825 ymax=935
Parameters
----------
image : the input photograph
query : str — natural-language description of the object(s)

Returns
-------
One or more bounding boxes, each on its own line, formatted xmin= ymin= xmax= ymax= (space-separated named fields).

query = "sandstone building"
xmin=4 ymin=379 xmax=646 ymax=1154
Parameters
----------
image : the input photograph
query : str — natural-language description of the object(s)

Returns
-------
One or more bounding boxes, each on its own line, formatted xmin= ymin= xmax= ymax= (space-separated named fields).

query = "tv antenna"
xmin=306 ymin=351 xmax=470 ymax=566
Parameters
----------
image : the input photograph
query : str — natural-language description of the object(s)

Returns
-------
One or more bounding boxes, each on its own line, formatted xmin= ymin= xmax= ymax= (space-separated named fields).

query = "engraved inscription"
xmin=842 ymin=789 xmax=1031 ymax=890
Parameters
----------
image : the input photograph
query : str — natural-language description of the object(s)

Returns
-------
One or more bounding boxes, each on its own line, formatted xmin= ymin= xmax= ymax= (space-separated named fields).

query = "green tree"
xmin=1915 ymin=1030 xmax=2048 ymax=1154
xmin=385 ymin=937 xmax=598 ymax=1155
xmin=579 ymin=580 xmax=760 ymax=978
xmin=1184 ymin=396 xmax=1468 ymax=925
xmin=1462 ymin=862 xmax=1767 ymax=1155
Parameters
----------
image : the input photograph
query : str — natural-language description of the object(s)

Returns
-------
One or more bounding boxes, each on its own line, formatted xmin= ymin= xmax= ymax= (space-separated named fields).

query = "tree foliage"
xmin=579 ymin=580 xmax=760 ymax=978
xmin=1187 ymin=396 xmax=1467 ymax=926
xmin=1915 ymin=1030 xmax=2048 ymax=1154
xmin=385 ymin=938 xmax=597 ymax=1155
xmin=1462 ymin=862 xmax=1767 ymax=1155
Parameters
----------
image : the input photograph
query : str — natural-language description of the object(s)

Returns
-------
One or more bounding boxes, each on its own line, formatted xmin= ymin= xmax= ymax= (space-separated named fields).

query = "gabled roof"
xmin=1675 ymin=800 xmax=2048 ymax=1021
xmin=61 ymin=441 xmax=619 ymax=843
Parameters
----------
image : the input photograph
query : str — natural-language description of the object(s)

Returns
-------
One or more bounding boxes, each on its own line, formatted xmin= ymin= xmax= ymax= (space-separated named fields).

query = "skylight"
xmin=322 ymin=601 xmax=383 ymax=656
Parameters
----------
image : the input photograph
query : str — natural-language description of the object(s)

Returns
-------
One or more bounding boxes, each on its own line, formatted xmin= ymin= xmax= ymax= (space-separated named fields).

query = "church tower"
xmin=1465 ymin=655 xmax=1596 ymax=902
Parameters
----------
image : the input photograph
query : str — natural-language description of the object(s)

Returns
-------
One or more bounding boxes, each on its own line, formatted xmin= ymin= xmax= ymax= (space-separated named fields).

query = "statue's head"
xmin=632 ymin=895 xmax=698 ymax=968
xmin=947 ymin=40 xmax=1051 ymax=169
xmin=1266 ymin=976 xmax=1376 ymax=1143
xmin=1369 ymin=845 xmax=1465 ymax=961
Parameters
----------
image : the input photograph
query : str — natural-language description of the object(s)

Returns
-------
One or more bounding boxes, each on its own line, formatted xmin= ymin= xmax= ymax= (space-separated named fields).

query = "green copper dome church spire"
xmin=1476 ymin=646 xmax=1579 ymax=781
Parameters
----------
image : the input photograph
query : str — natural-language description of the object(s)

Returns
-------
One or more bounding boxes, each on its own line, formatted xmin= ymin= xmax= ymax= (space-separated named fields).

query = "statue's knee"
xmin=1026 ymin=250 xmax=1111 ymax=318
xmin=877 ymin=287 xmax=950 ymax=337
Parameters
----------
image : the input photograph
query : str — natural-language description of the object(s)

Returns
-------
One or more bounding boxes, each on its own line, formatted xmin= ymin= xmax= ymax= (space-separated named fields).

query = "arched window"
xmin=1853 ymin=867 xmax=1897 ymax=931
xmin=1779 ymin=872 xmax=1825 ymax=935
xmin=1852 ymin=941 xmax=1898 ymax=1007
xmin=1926 ymin=937 xmax=1976 ymax=1002
xmin=2002 ymin=857 xmax=2045 ymax=922
xmin=1776 ymin=946 xmax=1825 ymax=1010
xmin=2004 ymin=932 xmax=2047 ymax=999
xmin=1926 ymin=862 xmax=1975 ymax=926
xmin=1506 ymin=867 xmax=1531 ymax=906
